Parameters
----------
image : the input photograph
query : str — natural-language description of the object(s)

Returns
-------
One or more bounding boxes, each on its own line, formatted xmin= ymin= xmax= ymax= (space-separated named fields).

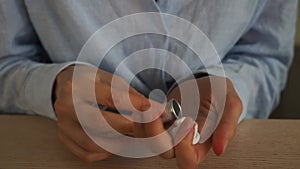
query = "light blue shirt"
xmin=0 ymin=0 xmax=298 ymax=120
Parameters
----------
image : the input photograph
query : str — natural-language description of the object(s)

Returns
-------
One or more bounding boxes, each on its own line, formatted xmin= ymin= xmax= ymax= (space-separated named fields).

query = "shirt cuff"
xmin=23 ymin=61 xmax=93 ymax=120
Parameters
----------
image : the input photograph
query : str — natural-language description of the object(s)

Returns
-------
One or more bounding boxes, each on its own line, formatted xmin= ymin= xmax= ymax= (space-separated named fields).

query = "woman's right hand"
xmin=53 ymin=65 xmax=152 ymax=162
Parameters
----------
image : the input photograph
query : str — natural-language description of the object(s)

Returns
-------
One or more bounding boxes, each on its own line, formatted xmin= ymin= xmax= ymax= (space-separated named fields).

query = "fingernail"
xmin=192 ymin=123 xmax=200 ymax=144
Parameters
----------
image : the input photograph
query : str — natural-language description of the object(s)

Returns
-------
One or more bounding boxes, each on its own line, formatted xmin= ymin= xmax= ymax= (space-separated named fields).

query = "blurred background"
xmin=270 ymin=3 xmax=300 ymax=119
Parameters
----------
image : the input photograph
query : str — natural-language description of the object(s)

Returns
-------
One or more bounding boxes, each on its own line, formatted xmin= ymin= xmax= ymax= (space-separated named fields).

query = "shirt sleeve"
xmin=0 ymin=1 xmax=75 ymax=120
xmin=221 ymin=0 xmax=298 ymax=120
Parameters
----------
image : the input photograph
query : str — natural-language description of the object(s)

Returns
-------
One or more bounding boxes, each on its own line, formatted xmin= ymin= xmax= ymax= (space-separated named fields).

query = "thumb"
xmin=175 ymin=117 xmax=198 ymax=169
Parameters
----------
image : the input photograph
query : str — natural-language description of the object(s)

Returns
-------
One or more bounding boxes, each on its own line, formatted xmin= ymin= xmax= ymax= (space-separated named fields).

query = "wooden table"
xmin=0 ymin=115 xmax=299 ymax=169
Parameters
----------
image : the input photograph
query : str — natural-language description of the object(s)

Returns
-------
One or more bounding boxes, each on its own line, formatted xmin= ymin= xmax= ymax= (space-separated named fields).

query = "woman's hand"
xmin=53 ymin=65 xmax=151 ymax=162
xmin=134 ymin=76 xmax=242 ymax=169
xmin=169 ymin=76 xmax=243 ymax=169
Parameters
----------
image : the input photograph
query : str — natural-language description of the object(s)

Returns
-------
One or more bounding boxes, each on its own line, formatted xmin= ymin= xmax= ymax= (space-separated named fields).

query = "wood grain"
xmin=0 ymin=115 xmax=299 ymax=169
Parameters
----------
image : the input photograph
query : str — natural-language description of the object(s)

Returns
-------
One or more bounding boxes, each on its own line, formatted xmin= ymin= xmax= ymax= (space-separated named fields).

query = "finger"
xmin=102 ymin=109 xmax=134 ymax=135
xmin=56 ymin=90 xmax=138 ymax=135
xmin=108 ymin=75 xmax=145 ymax=98
xmin=94 ymin=85 xmax=152 ymax=112
xmin=212 ymin=94 xmax=242 ymax=156
xmin=54 ymin=97 xmax=78 ymax=122
xmin=175 ymin=118 xmax=212 ymax=169
xmin=59 ymin=120 xmax=110 ymax=153
xmin=174 ymin=117 xmax=197 ymax=168
xmin=95 ymin=72 xmax=151 ymax=111
xmin=58 ymin=131 xmax=111 ymax=162
xmin=77 ymin=103 xmax=134 ymax=136
xmin=132 ymin=113 xmax=146 ymax=138
xmin=72 ymin=67 xmax=154 ymax=114
xmin=133 ymin=122 xmax=146 ymax=138
xmin=143 ymin=114 xmax=175 ymax=159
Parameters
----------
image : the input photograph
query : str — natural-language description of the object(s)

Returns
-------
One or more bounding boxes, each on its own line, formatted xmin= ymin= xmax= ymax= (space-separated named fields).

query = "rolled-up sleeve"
xmin=0 ymin=1 xmax=74 ymax=120
xmin=222 ymin=0 xmax=298 ymax=120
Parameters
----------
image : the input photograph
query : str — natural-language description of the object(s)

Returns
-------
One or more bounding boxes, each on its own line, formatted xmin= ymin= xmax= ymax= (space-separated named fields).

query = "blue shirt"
xmin=0 ymin=0 xmax=298 ymax=120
